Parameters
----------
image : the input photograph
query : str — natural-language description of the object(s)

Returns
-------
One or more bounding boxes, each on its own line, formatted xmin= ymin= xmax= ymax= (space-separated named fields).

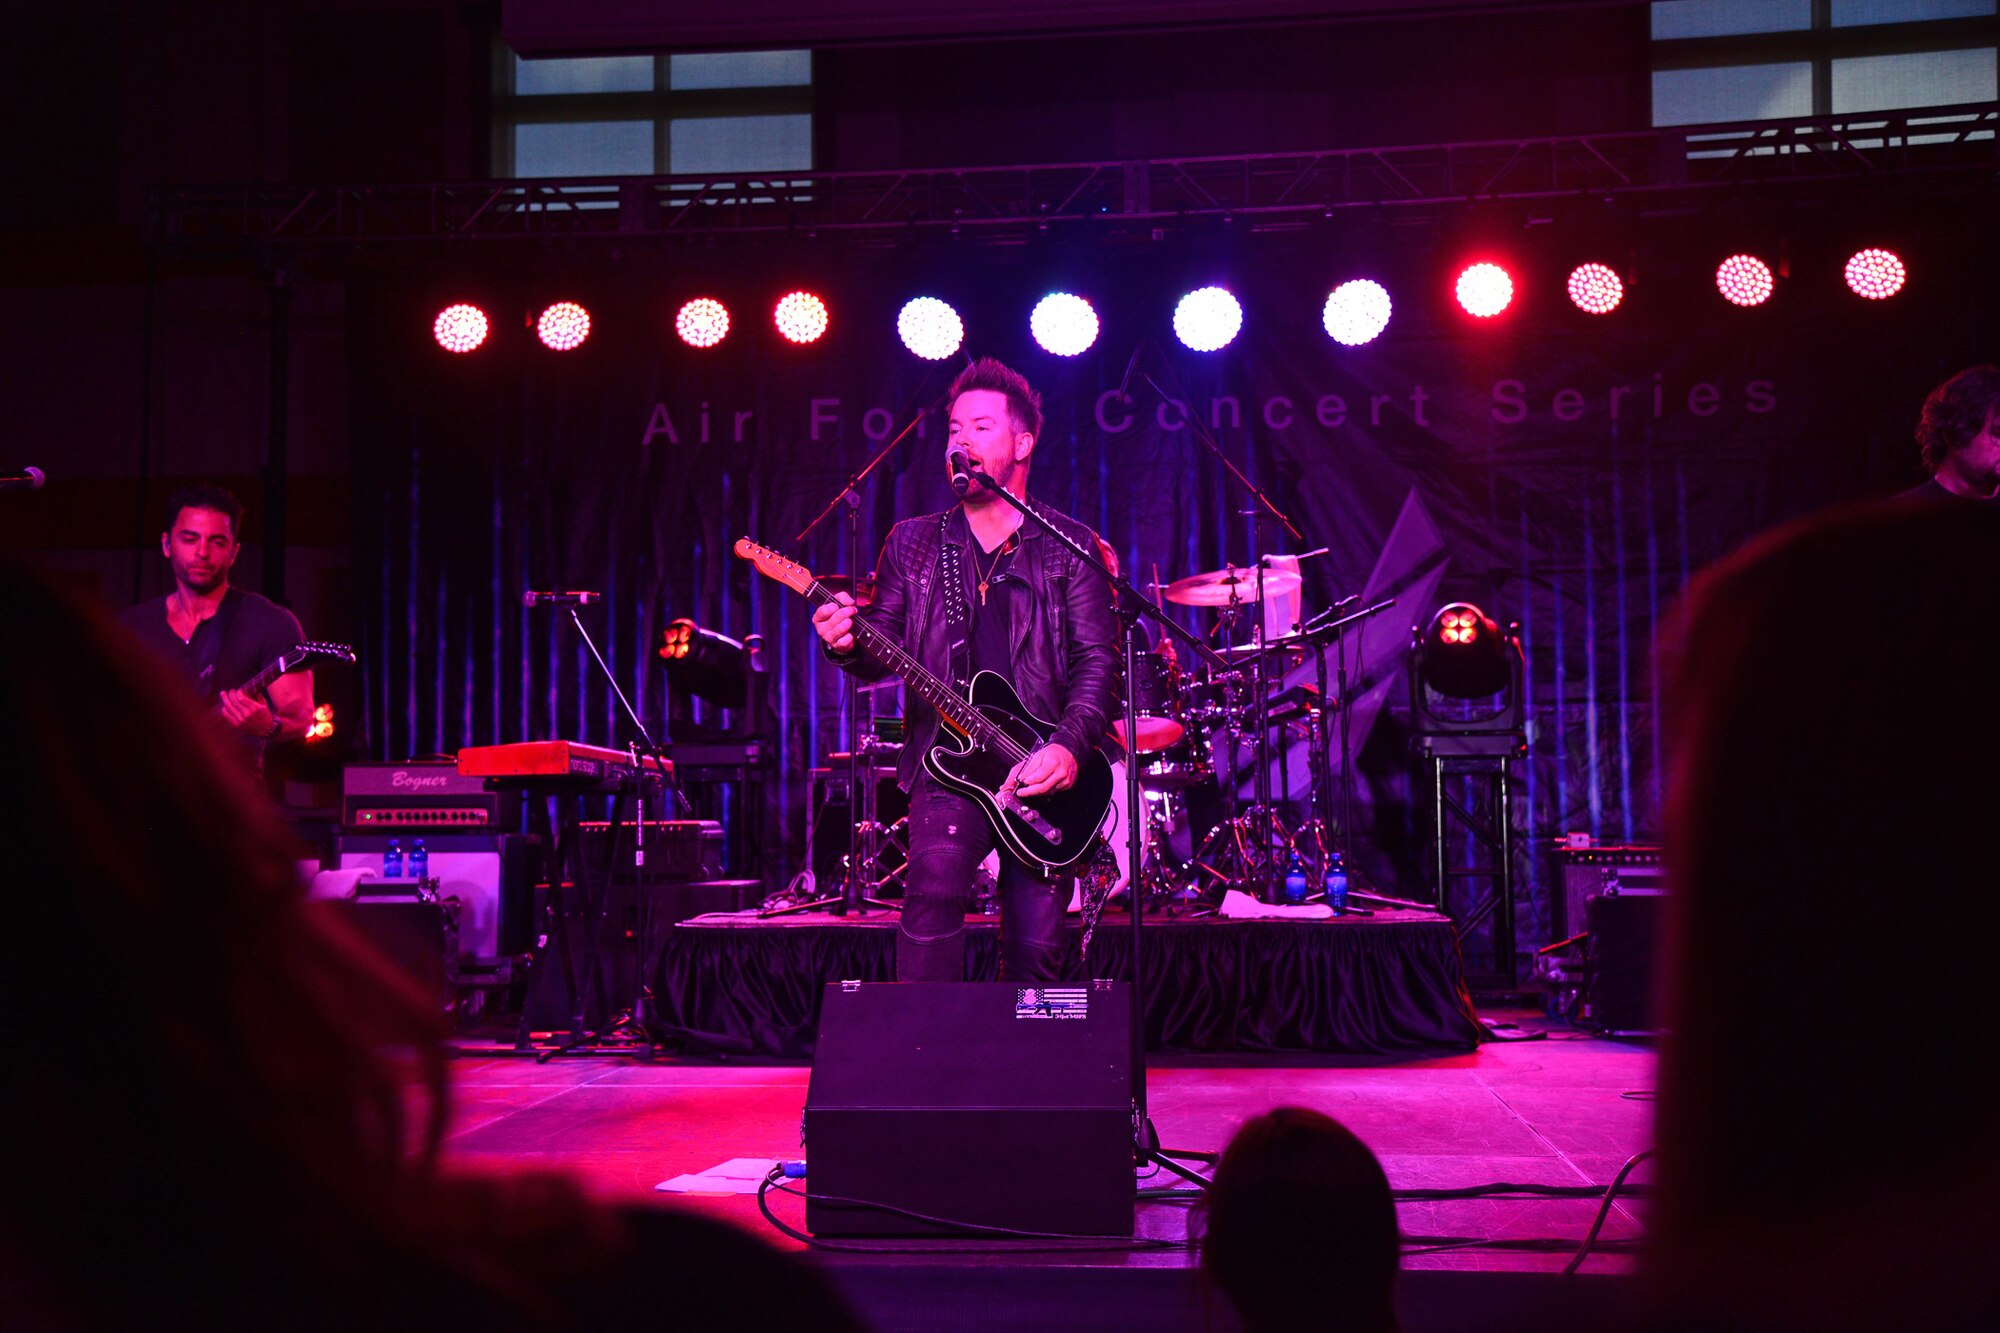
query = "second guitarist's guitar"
xmin=735 ymin=537 xmax=1113 ymax=874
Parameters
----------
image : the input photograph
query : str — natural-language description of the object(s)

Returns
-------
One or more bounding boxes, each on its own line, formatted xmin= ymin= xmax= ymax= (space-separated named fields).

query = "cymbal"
xmin=814 ymin=572 xmax=878 ymax=604
xmin=1162 ymin=565 xmax=1303 ymax=607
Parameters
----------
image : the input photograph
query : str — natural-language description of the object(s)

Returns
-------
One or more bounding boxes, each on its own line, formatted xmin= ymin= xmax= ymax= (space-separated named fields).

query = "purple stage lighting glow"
xmin=774 ymin=291 xmax=830 ymax=344
xmin=676 ymin=297 xmax=730 ymax=349
xmin=1455 ymin=263 xmax=1514 ymax=318
xmin=1172 ymin=286 xmax=1243 ymax=352
xmin=433 ymin=303 xmax=490 ymax=353
xmin=897 ymin=297 xmax=964 ymax=360
xmin=1322 ymin=280 xmax=1392 ymax=346
xmin=1567 ymin=263 xmax=1623 ymax=315
xmin=1716 ymin=255 xmax=1774 ymax=307
xmin=1030 ymin=292 xmax=1099 ymax=356
xmin=1844 ymin=248 xmax=1906 ymax=300
xmin=536 ymin=301 xmax=591 ymax=351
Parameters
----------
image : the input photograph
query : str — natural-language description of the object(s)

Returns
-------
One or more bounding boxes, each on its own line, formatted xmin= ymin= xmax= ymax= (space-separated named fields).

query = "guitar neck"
xmin=236 ymin=658 xmax=285 ymax=696
xmin=804 ymin=580 xmax=1011 ymax=753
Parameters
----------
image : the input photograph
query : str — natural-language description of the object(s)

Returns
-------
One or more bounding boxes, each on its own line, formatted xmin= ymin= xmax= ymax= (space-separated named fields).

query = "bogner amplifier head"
xmin=341 ymin=761 xmax=513 ymax=831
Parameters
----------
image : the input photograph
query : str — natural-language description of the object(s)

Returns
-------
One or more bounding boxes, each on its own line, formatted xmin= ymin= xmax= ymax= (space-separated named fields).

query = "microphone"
xmin=521 ymin=590 xmax=601 ymax=608
xmin=0 ymin=467 xmax=46 ymax=491
xmin=947 ymin=445 xmax=973 ymax=497
xmin=1116 ymin=339 xmax=1148 ymax=399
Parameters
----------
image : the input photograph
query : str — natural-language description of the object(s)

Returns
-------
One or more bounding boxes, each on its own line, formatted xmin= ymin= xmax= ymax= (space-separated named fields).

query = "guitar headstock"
xmin=283 ymin=641 xmax=358 ymax=671
xmin=734 ymin=537 xmax=816 ymax=595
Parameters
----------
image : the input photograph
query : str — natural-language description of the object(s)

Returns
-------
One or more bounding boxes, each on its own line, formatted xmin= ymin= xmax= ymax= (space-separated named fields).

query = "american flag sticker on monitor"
xmin=1015 ymin=987 xmax=1089 ymax=1019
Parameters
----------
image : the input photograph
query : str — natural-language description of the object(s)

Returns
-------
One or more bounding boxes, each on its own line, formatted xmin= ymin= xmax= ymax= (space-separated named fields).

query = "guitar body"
xmin=924 ymin=670 xmax=1115 ymax=875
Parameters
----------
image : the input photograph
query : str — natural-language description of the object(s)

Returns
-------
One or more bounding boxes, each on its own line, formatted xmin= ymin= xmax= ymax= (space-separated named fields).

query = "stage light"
xmin=677 ymin=297 xmax=730 ymax=349
xmin=1418 ymin=602 xmax=1512 ymax=699
xmin=1844 ymin=247 xmax=1906 ymax=300
xmin=433 ymin=303 xmax=489 ymax=353
xmin=774 ymin=291 xmax=830 ymax=344
xmin=306 ymin=703 xmax=335 ymax=743
xmin=1567 ymin=263 xmax=1624 ymax=315
xmin=1322 ymin=279 xmax=1392 ymax=346
xmin=898 ymin=296 xmax=964 ymax=360
xmin=668 ymin=620 xmax=768 ymax=720
xmin=535 ymin=301 xmax=591 ymax=351
xmin=1716 ymin=254 xmax=1774 ymax=307
xmin=1029 ymin=292 xmax=1099 ymax=356
xmin=1172 ymin=286 xmax=1243 ymax=352
xmin=1454 ymin=263 xmax=1514 ymax=318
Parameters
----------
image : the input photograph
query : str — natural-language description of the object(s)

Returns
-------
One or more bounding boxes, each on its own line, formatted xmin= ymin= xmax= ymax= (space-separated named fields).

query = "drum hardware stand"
xmin=966 ymin=466 xmax=1227 ymax=1191
xmin=779 ymin=375 xmax=954 ymax=917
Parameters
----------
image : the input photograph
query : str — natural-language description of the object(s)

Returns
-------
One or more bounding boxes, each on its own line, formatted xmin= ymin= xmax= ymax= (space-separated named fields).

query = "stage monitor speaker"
xmin=1585 ymin=891 xmax=1662 ymax=1035
xmin=803 ymin=981 xmax=1137 ymax=1238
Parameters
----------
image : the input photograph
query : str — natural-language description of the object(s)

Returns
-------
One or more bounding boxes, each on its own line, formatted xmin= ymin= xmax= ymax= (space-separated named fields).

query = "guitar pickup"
xmin=999 ymin=791 xmax=1061 ymax=845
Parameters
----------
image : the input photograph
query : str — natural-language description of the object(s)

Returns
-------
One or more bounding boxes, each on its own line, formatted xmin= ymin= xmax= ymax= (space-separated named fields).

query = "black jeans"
xmin=899 ymin=773 xmax=1068 ymax=984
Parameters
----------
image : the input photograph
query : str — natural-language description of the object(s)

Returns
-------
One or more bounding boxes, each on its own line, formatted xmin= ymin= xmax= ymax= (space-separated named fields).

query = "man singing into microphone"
xmin=117 ymin=484 xmax=313 ymax=771
xmin=812 ymin=358 xmax=1120 ymax=983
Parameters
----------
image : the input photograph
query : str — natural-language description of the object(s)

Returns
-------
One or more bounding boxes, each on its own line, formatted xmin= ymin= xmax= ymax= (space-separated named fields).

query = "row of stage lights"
xmin=432 ymin=246 xmax=1909 ymax=357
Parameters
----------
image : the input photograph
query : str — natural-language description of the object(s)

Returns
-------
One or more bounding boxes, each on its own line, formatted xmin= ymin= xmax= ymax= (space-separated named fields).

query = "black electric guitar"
xmin=227 ymin=640 xmax=356 ymax=702
xmin=735 ymin=537 xmax=1113 ymax=874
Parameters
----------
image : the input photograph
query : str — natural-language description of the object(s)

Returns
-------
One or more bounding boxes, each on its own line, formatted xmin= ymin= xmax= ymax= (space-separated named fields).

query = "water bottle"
xmin=1323 ymin=852 xmax=1350 ymax=917
xmin=1282 ymin=848 xmax=1310 ymax=905
xmin=383 ymin=838 xmax=404 ymax=879
xmin=409 ymin=838 xmax=429 ymax=883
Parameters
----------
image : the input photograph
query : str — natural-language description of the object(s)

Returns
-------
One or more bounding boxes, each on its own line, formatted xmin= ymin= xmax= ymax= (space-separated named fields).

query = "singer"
xmin=811 ymin=358 xmax=1120 ymax=983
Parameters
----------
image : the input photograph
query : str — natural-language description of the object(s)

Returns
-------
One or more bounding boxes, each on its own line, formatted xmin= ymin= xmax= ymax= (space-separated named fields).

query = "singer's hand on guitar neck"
xmin=812 ymin=591 xmax=859 ymax=653
xmin=1003 ymin=743 xmax=1078 ymax=800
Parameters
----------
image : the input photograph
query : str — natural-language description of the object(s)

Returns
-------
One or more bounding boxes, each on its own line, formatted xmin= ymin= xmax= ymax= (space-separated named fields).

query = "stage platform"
xmin=443 ymin=1012 xmax=1653 ymax=1333
xmin=647 ymin=908 xmax=1484 ymax=1058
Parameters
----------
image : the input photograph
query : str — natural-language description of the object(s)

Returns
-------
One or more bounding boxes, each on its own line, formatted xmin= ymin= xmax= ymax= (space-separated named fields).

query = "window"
xmin=493 ymin=47 xmax=814 ymax=178
xmin=1650 ymin=0 xmax=1997 ymax=124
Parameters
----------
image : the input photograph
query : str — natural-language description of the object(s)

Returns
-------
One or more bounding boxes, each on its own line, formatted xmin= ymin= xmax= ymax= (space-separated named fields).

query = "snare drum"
xmin=1110 ymin=654 xmax=1186 ymax=754
xmin=1136 ymin=733 xmax=1214 ymax=790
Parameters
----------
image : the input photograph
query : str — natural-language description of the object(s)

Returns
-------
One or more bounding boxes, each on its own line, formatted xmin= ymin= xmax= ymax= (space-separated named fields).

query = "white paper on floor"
xmin=655 ymin=1157 xmax=782 ymax=1194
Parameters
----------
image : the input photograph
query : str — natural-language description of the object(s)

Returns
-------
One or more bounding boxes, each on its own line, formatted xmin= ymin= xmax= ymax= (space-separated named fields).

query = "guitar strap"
xmin=188 ymin=587 xmax=245 ymax=704
xmin=937 ymin=530 xmax=973 ymax=689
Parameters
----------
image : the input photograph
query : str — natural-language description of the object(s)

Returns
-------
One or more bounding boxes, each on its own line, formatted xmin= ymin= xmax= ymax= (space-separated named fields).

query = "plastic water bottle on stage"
xmin=410 ymin=838 xmax=428 ymax=883
xmin=383 ymin=838 xmax=403 ymax=879
xmin=1324 ymin=853 xmax=1349 ymax=916
xmin=1282 ymin=849 xmax=1310 ymax=905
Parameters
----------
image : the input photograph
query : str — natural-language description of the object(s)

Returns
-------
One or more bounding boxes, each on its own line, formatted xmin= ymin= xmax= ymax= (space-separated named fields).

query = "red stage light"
xmin=433 ymin=303 xmax=490 ymax=353
xmin=536 ymin=301 xmax=591 ymax=351
xmin=1844 ymin=248 xmax=1906 ymax=300
xmin=1455 ymin=263 xmax=1514 ymax=318
xmin=677 ymin=297 xmax=730 ymax=349
xmin=1716 ymin=255 xmax=1774 ymax=307
xmin=1567 ymin=263 xmax=1624 ymax=315
xmin=774 ymin=291 xmax=830 ymax=344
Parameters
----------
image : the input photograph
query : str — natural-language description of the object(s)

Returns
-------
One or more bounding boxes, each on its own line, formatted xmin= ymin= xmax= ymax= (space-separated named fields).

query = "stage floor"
xmin=443 ymin=1010 xmax=1653 ymax=1332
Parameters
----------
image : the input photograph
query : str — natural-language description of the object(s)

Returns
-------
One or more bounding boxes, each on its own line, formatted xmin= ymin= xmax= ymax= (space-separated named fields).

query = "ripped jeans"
xmin=898 ymin=773 xmax=1068 ymax=984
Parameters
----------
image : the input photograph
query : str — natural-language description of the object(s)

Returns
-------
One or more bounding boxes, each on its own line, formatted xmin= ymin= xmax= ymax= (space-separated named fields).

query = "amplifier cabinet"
xmin=337 ymin=829 xmax=535 ymax=962
xmin=1554 ymin=844 xmax=1668 ymax=939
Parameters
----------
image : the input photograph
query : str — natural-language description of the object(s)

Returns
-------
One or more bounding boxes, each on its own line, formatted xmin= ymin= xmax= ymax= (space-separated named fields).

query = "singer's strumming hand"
xmin=813 ymin=591 xmax=858 ymax=653
xmin=1002 ymin=743 xmax=1079 ymax=800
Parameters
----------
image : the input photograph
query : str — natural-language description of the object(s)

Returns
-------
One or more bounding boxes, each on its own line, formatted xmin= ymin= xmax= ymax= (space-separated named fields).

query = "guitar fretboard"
xmin=804 ymin=578 xmax=1030 ymax=766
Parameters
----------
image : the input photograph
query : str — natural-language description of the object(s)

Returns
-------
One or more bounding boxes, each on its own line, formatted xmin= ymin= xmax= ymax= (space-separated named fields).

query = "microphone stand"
xmin=770 ymin=377 xmax=955 ymax=917
xmin=966 ymin=469 xmax=1225 ymax=1189
xmin=1134 ymin=367 xmax=1305 ymax=902
xmin=541 ymin=603 xmax=676 ymax=1059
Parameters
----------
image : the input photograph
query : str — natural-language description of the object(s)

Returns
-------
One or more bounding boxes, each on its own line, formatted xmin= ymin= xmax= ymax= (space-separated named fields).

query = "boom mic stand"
xmin=966 ymin=468 xmax=1227 ymax=1189
xmin=766 ymin=376 xmax=956 ymax=918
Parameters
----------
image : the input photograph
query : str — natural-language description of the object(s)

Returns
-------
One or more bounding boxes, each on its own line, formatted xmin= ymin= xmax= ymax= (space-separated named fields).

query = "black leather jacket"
xmin=830 ymin=501 xmax=1122 ymax=791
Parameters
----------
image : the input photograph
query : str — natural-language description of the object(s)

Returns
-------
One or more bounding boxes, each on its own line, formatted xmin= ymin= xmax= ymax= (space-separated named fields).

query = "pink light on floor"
xmin=1844 ymin=248 xmax=1906 ymax=300
xmin=1567 ymin=263 xmax=1624 ymax=315
xmin=1454 ymin=263 xmax=1514 ymax=318
xmin=676 ymin=297 xmax=730 ymax=349
xmin=1716 ymin=255 xmax=1775 ymax=307
xmin=536 ymin=301 xmax=591 ymax=351
xmin=433 ymin=303 xmax=490 ymax=353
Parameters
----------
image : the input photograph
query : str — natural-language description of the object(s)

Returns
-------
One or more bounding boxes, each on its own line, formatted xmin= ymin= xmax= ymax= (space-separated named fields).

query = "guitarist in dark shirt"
xmin=813 ymin=359 xmax=1121 ymax=984
xmin=116 ymin=485 xmax=313 ymax=767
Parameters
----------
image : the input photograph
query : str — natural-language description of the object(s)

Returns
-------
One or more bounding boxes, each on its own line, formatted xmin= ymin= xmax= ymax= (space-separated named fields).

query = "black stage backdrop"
xmin=346 ymin=212 xmax=1993 ymax=970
